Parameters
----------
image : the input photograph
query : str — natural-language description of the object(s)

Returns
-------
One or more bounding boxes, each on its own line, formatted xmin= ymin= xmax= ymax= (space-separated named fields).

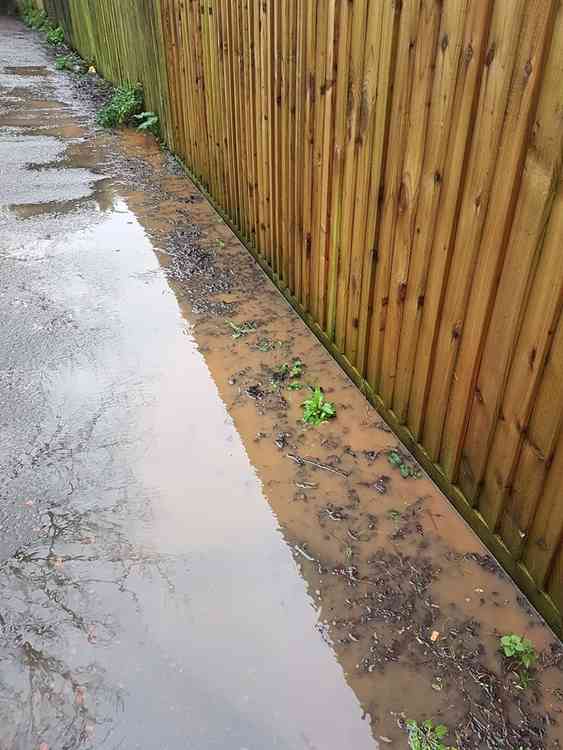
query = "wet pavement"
xmin=1 ymin=16 xmax=562 ymax=750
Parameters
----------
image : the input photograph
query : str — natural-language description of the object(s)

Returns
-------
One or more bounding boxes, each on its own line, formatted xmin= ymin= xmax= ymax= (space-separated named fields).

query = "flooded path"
xmin=0 ymin=16 xmax=562 ymax=750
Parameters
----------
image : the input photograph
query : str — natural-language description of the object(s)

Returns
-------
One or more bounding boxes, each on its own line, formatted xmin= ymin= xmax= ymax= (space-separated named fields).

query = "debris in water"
xmin=286 ymin=452 xmax=350 ymax=477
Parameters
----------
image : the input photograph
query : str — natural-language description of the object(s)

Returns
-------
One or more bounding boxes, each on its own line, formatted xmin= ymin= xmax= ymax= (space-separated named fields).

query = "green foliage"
xmin=272 ymin=358 xmax=304 ymax=385
xmin=406 ymin=720 xmax=457 ymax=750
xmin=46 ymin=25 xmax=65 ymax=46
xmin=55 ymin=55 xmax=69 ymax=70
xmin=134 ymin=111 xmax=160 ymax=138
xmin=54 ymin=52 xmax=85 ymax=74
xmin=387 ymin=508 xmax=403 ymax=522
xmin=96 ymin=84 xmax=144 ymax=128
xmin=22 ymin=1 xmax=47 ymax=29
xmin=54 ymin=54 xmax=75 ymax=71
xmin=289 ymin=358 xmax=304 ymax=378
xmin=302 ymin=387 xmax=336 ymax=426
xmin=500 ymin=634 xmax=536 ymax=670
xmin=288 ymin=381 xmax=303 ymax=391
xmin=256 ymin=338 xmax=274 ymax=352
xmin=388 ymin=449 xmax=422 ymax=479
xmin=227 ymin=320 xmax=257 ymax=339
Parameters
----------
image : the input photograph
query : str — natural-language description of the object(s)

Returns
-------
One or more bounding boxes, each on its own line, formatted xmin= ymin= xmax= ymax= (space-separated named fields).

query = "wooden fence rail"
xmin=27 ymin=0 xmax=563 ymax=635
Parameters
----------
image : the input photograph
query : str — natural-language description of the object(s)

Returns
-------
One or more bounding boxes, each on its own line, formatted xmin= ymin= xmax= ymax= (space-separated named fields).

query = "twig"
xmin=286 ymin=453 xmax=350 ymax=477
xmin=294 ymin=544 xmax=316 ymax=562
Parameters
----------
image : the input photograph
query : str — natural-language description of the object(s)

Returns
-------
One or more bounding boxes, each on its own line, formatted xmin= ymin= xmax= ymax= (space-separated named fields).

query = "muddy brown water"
xmin=0 ymin=16 xmax=562 ymax=750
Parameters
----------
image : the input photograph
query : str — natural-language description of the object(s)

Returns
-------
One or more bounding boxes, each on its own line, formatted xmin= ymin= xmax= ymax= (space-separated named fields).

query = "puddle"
xmin=0 ymin=14 xmax=562 ymax=750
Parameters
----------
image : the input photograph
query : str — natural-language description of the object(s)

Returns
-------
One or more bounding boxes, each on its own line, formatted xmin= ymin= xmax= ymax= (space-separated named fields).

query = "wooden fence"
xmin=29 ymin=0 xmax=563 ymax=635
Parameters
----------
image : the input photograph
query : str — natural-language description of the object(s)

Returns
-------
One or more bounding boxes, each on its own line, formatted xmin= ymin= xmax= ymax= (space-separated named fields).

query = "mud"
xmin=1 ymin=14 xmax=562 ymax=750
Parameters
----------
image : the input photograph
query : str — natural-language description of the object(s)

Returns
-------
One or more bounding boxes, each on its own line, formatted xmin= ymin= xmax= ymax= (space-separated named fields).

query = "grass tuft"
xmin=302 ymin=387 xmax=336 ymax=426
xmin=406 ymin=719 xmax=457 ymax=750
xmin=22 ymin=3 xmax=47 ymax=30
xmin=96 ymin=84 xmax=144 ymax=128
xmin=133 ymin=111 xmax=160 ymax=138
xmin=46 ymin=25 xmax=65 ymax=46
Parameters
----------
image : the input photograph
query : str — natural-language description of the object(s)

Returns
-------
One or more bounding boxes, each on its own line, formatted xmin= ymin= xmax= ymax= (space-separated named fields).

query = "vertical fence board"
xmin=459 ymin=2 xmax=563 ymax=506
xmin=333 ymin=0 xmax=369 ymax=349
xmin=365 ymin=1 xmax=421 ymax=391
xmin=501 ymin=317 xmax=563 ymax=558
xmin=422 ymin=1 xmax=527 ymax=462
xmin=478 ymin=181 xmax=563 ymax=532
xmin=379 ymin=0 xmax=442 ymax=406
xmin=392 ymin=0 xmax=470 ymax=423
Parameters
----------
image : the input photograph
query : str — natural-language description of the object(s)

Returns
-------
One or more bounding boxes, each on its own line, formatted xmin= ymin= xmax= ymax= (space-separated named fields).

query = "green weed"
xmin=302 ymin=387 xmax=336 ymax=426
xmin=289 ymin=358 xmax=304 ymax=378
xmin=270 ymin=358 xmax=304 ymax=388
xmin=55 ymin=55 xmax=70 ymax=70
xmin=386 ymin=508 xmax=403 ymax=522
xmin=387 ymin=449 xmax=422 ymax=479
xmin=54 ymin=54 xmax=81 ymax=72
xmin=96 ymin=84 xmax=143 ymax=128
xmin=255 ymin=338 xmax=275 ymax=352
xmin=500 ymin=633 xmax=536 ymax=687
xmin=46 ymin=25 xmax=64 ymax=45
xmin=22 ymin=2 xmax=47 ymax=29
xmin=500 ymin=634 xmax=536 ymax=669
xmin=288 ymin=382 xmax=303 ymax=391
xmin=227 ymin=320 xmax=257 ymax=339
xmin=133 ymin=111 xmax=160 ymax=138
xmin=406 ymin=719 xmax=457 ymax=750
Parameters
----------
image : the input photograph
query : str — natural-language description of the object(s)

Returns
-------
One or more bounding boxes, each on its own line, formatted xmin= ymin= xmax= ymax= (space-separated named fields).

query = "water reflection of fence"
xmin=31 ymin=0 xmax=563 ymax=636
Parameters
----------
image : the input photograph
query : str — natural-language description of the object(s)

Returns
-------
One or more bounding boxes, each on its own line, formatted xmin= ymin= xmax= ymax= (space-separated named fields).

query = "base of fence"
xmin=170 ymin=150 xmax=562 ymax=641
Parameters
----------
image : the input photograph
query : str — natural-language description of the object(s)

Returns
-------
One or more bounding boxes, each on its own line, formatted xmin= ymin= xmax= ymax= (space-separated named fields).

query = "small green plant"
xmin=288 ymin=381 xmax=303 ymax=391
xmin=46 ymin=24 xmax=65 ymax=45
xmin=54 ymin=54 xmax=73 ymax=71
xmin=55 ymin=55 xmax=68 ymax=70
xmin=255 ymin=338 xmax=274 ymax=352
xmin=302 ymin=387 xmax=336 ymax=426
xmin=96 ymin=84 xmax=143 ymax=128
xmin=500 ymin=634 xmax=536 ymax=670
xmin=406 ymin=719 xmax=457 ymax=750
xmin=387 ymin=508 xmax=403 ymax=522
xmin=227 ymin=320 xmax=257 ymax=339
xmin=22 ymin=3 xmax=47 ymax=29
xmin=289 ymin=358 xmax=304 ymax=378
xmin=272 ymin=358 xmax=304 ymax=381
xmin=134 ymin=111 xmax=160 ymax=137
xmin=388 ymin=449 xmax=422 ymax=479
xmin=500 ymin=634 xmax=536 ymax=668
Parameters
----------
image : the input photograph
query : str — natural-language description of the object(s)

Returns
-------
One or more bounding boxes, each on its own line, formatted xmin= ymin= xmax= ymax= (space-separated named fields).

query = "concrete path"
xmin=0 ymin=16 xmax=561 ymax=750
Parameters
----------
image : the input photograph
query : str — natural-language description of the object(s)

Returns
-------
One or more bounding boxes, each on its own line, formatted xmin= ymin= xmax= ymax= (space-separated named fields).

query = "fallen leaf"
xmin=39 ymin=743 xmax=49 ymax=750
xmin=430 ymin=630 xmax=440 ymax=642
